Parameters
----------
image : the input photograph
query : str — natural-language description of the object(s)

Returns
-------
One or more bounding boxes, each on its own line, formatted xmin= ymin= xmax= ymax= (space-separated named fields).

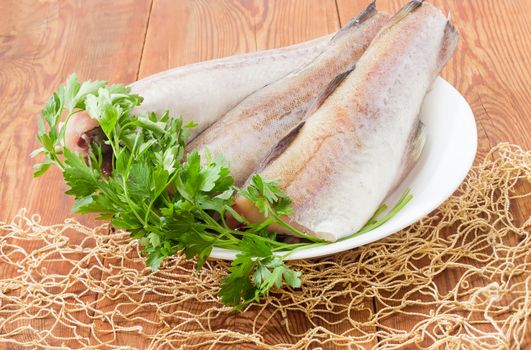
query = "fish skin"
xmin=130 ymin=35 xmax=335 ymax=141
xmin=188 ymin=3 xmax=389 ymax=186
xmin=65 ymin=34 xmax=333 ymax=155
xmin=64 ymin=113 xmax=100 ymax=154
xmin=234 ymin=1 xmax=459 ymax=242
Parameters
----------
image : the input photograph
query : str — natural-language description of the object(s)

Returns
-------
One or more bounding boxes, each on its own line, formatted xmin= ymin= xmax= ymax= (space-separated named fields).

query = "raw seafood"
xmin=188 ymin=2 xmax=389 ymax=185
xmin=234 ymin=0 xmax=458 ymax=241
xmin=65 ymin=33 xmax=333 ymax=154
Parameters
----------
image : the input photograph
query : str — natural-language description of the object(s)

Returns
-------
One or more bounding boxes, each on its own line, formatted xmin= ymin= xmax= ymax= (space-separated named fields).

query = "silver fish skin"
xmin=188 ymin=2 xmax=389 ymax=186
xmin=234 ymin=1 xmax=459 ymax=242
xmin=64 ymin=34 xmax=332 ymax=154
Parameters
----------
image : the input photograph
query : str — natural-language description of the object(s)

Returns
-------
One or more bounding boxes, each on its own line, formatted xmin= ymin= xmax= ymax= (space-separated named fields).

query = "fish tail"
xmin=373 ymin=1 xmax=458 ymax=68
xmin=390 ymin=120 xmax=426 ymax=192
xmin=387 ymin=0 xmax=425 ymax=27
xmin=437 ymin=18 xmax=459 ymax=70
xmin=331 ymin=1 xmax=378 ymax=42
xmin=255 ymin=122 xmax=306 ymax=174
xmin=409 ymin=121 xmax=426 ymax=164
xmin=374 ymin=0 xmax=425 ymax=39
xmin=254 ymin=62 xmax=356 ymax=177
xmin=305 ymin=64 xmax=355 ymax=116
xmin=253 ymin=63 xmax=355 ymax=176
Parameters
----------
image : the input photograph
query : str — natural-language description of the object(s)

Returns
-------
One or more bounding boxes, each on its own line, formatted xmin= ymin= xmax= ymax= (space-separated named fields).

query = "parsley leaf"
xmin=218 ymin=238 xmax=302 ymax=309
xmin=239 ymin=175 xmax=293 ymax=217
xmin=32 ymin=74 xmax=412 ymax=310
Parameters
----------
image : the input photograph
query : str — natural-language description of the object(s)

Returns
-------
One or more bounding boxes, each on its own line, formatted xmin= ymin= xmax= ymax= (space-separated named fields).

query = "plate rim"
xmin=209 ymin=77 xmax=478 ymax=261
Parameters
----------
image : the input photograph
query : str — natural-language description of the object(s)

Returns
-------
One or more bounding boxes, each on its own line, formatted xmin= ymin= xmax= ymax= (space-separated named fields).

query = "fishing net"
xmin=0 ymin=143 xmax=529 ymax=350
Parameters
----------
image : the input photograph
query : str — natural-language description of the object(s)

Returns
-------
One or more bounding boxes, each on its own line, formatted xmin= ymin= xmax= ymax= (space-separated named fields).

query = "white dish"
xmin=210 ymin=77 xmax=477 ymax=260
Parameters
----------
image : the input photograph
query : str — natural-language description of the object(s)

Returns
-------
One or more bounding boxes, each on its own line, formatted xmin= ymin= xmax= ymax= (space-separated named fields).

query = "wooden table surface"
xmin=1 ymin=0 xmax=529 ymax=348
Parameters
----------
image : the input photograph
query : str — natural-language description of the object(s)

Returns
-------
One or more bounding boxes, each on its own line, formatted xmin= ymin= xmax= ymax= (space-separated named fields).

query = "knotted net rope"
xmin=0 ymin=143 xmax=529 ymax=349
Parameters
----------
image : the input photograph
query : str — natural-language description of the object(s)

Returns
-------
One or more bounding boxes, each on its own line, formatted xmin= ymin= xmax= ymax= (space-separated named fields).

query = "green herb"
xmin=33 ymin=74 xmax=412 ymax=309
xmin=219 ymin=238 xmax=302 ymax=308
xmin=341 ymin=189 xmax=413 ymax=240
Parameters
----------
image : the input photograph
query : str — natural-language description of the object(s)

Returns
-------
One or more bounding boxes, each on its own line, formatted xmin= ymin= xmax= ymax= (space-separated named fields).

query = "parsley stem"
xmin=196 ymin=210 xmax=240 ymax=244
xmin=54 ymin=110 xmax=81 ymax=170
xmin=280 ymin=242 xmax=328 ymax=259
xmin=271 ymin=213 xmax=325 ymax=243
xmin=50 ymin=154 xmax=65 ymax=172
xmin=270 ymin=242 xmax=312 ymax=252
xmin=121 ymin=177 xmax=148 ymax=227
xmin=120 ymin=135 xmax=148 ymax=228
xmin=60 ymin=110 xmax=76 ymax=148
xmin=33 ymin=76 xmax=417 ymax=310
xmin=144 ymin=172 xmax=180 ymax=224
xmin=339 ymin=189 xmax=413 ymax=241
xmin=236 ymin=230 xmax=296 ymax=248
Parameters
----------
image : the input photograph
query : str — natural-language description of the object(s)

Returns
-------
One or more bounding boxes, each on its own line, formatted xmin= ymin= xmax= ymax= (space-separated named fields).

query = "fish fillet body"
xmin=65 ymin=34 xmax=332 ymax=154
xmin=188 ymin=3 xmax=389 ymax=185
xmin=130 ymin=35 xmax=334 ymax=140
xmin=235 ymin=1 xmax=459 ymax=241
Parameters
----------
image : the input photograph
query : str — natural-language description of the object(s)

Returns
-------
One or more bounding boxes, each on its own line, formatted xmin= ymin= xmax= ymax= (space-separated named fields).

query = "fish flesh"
xmin=130 ymin=35 xmax=335 ymax=140
xmin=188 ymin=2 xmax=389 ymax=185
xmin=233 ymin=0 xmax=459 ymax=242
xmin=65 ymin=33 xmax=334 ymax=154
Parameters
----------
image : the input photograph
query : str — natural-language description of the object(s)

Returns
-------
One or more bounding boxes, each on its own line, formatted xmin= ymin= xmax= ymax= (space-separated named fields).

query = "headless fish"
xmin=234 ymin=1 xmax=458 ymax=241
xmin=65 ymin=32 xmax=333 ymax=154
xmin=188 ymin=2 xmax=389 ymax=185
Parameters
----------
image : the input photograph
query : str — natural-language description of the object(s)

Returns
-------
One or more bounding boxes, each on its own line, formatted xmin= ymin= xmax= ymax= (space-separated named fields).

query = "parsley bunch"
xmin=33 ymin=75 xmax=412 ymax=309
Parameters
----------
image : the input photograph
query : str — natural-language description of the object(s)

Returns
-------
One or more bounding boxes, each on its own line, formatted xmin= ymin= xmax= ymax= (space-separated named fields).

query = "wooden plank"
xmin=337 ymin=0 xmax=530 ymax=156
xmin=91 ymin=0 xmax=377 ymax=348
xmin=0 ymin=0 xmax=151 ymax=348
xmin=0 ymin=0 xmax=527 ymax=348
xmin=139 ymin=0 xmax=255 ymax=77
xmin=138 ymin=0 xmax=339 ymax=78
xmin=0 ymin=0 xmax=152 ymax=225
xmin=336 ymin=1 xmax=531 ymax=348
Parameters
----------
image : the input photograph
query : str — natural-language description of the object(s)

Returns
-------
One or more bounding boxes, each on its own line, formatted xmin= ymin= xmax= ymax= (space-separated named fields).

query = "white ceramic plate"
xmin=210 ymin=77 xmax=477 ymax=260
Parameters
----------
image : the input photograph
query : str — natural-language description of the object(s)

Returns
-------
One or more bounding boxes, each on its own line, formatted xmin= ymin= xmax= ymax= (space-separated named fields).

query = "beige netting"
xmin=0 ymin=143 xmax=529 ymax=350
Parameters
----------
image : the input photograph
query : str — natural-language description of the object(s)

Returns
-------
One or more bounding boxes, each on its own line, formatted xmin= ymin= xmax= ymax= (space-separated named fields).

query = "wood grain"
xmin=0 ymin=0 xmax=529 ymax=349
xmin=0 ymin=0 xmax=151 ymax=348
xmin=139 ymin=0 xmax=255 ymax=78
xmin=0 ymin=0 xmax=151 ymax=225
xmin=93 ymin=1 xmax=378 ymax=348
xmin=335 ymin=1 xmax=530 ymax=348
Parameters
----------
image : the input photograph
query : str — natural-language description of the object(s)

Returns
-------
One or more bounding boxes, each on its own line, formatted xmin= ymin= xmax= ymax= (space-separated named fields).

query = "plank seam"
xmin=477 ymin=93 xmax=496 ymax=153
xmin=136 ymin=0 xmax=155 ymax=80
xmin=0 ymin=138 xmax=13 ymax=220
xmin=333 ymin=0 xmax=342 ymax=27
xmin=86 ymin=0 xmax=155 ymax=344
xmin=334 ymin=3 xmax=381 ymax=348
xmin=371 ymin=294 xmax=382 ymax=349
